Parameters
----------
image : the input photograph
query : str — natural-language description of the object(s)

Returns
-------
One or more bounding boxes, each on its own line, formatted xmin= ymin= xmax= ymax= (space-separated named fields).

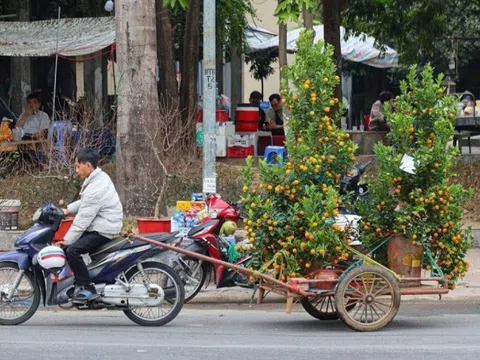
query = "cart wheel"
xmin=301 ymin=295 xmax=356 ymax=321
xmin=335 ymin=265 xmax=401 ymax=332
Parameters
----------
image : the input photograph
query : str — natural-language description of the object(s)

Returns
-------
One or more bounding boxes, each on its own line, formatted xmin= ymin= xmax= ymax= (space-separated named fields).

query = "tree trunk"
xmin=322 ymin=0 xmax=345 ymax=122
xmin=230 ymin=44 xmax=243 ymax=116
xmin=156 ymin=0 xmax=178 ymax=105
xmin=278 ymin=21 xmax=288 ymax=87
xmin=216 ymin=47 xmax=224 ymax=95
xmin=116 ymin=0 xmax=161 ymax=217
xmin=303 ymin=8 xmax=314 ymax=30
xmin=180 ymin=0 xmax=201 ymax=132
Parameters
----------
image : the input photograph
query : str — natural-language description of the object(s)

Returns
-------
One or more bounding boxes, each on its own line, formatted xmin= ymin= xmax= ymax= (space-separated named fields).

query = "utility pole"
xmin=202 ymin=0 xmax=217 ymax=194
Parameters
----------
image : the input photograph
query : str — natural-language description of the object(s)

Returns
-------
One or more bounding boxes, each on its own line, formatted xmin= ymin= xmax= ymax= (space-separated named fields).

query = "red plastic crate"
xmin=227 ymin=146 xmax=255 ymax=158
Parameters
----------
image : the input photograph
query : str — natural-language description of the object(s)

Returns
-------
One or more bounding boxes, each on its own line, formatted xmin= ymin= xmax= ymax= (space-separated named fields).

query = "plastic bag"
xmin=0 ymin=119 xmax=12 ymax=141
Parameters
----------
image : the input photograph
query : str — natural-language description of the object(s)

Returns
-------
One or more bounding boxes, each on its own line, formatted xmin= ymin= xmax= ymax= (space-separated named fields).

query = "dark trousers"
xmin=66 ymin=232 xmax=110 ymax=286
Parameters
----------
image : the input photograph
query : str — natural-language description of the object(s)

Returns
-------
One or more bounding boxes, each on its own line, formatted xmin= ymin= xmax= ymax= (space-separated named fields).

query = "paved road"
xmin=1 ymin=302 xmax=480 ymax=360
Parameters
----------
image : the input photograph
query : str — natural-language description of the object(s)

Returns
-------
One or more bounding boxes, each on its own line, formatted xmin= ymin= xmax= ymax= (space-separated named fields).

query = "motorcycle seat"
xmin=91 ymin=232 xmax=178 ymax=256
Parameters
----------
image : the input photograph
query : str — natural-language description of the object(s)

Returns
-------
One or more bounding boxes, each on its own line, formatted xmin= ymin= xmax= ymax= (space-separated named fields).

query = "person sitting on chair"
xmin=56 ymin=148 xmax=123 ymax=302
xmin=265 ymin=93 xmax=285 ymax=136
xmin=15 ymin=93 xmax=49 ymax=140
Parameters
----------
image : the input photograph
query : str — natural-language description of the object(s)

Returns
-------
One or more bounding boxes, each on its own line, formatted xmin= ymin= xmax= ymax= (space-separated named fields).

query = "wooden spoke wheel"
xmin=334 ymin=265 xmax=401 ymax=332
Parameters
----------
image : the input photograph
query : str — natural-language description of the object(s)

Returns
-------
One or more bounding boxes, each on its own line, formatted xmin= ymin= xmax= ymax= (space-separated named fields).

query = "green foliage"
xmin=163 ymin=0 xmax=189 ymax=9
xmin=170 ymin=0 xmax=255 ymax=59
xmin=343 ymin=0 xmax=449 ymax=63
xmin=216 ymin=0 xmax=256 ymax=53
xmin=357 ymin=64 xmax=473 ymax=288
xmin=241 ymin=31 xmax=358 ymax=280
xmin=275 ymin=0 xmax=312 ymax=23
xmin=342 ymin=0 xmax=480 ymax=69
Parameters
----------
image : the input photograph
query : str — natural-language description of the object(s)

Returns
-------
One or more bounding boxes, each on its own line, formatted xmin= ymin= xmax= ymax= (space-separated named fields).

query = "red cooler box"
xmin=235 ymin=104 xmax=259 ymax=132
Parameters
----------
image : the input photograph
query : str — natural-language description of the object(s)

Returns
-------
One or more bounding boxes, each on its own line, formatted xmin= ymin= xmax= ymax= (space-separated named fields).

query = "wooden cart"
xmin=132 ymin=234 xmax=448 ymax=332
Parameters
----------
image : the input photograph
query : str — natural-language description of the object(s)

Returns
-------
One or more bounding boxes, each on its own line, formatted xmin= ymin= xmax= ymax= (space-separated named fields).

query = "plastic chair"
xmin=47 ymin=121 xmax=73 ymax=164
xmin=264 ymin=146 xmax=286 ymax=165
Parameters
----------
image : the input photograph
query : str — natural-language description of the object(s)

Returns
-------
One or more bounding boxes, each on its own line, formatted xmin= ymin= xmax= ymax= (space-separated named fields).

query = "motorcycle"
xmin=333 ymin=160 xmax=372 ymax=244
xmin=0 ymin=203 xmax=185 ymax=326
xmin=169 ymin=194 xmax=251 ymax=303
xmin=340 ymin=160 xmax=371 ymax=209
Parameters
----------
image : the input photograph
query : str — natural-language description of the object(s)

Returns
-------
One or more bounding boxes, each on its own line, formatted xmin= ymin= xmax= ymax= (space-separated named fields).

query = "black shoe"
xmin=73 ymin=284 xmax=100 ymax=303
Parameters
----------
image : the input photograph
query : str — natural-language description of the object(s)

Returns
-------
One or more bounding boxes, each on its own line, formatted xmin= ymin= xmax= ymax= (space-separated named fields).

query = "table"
xmin=0 ymin=140 xmax=48 ymax=153
xmin=455 ymin=117 xmax=480 ymax=154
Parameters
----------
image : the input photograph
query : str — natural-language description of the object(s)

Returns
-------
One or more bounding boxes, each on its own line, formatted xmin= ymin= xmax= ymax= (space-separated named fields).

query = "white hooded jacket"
xmin=64 ymin=167 xmax=123 ymax=245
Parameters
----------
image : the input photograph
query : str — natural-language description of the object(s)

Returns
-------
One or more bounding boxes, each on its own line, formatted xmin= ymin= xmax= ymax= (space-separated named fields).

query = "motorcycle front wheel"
xmin=0 ymin=263 xmax=40 ymax=326
xmin=123 ymin=262 xmax=185 ymax=327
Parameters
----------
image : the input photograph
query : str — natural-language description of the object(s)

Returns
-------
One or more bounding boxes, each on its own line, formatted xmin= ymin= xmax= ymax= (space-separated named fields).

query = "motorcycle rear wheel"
xmin=123 ymin=262 xmax=185 ymax=327
xmin=0 ymin=263 xmax=40 ymax=326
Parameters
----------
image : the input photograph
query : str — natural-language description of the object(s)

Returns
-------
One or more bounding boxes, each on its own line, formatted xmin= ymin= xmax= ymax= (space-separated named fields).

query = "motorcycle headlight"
xmin=32 ymin=208 xmax=42 ymax=223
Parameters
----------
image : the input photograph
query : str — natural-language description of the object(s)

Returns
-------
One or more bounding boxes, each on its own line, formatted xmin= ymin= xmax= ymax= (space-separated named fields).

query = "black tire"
xmin=335 ymin=265 xmax=401 ymax=332
xmin=0 ymin=263 xmax=40 ymax=326
xmin=123 ymin=262 xmax=185 ymax=327
xmin=182 ymin=261 xmax=208 ymax=303
xmin=301 ymin=295 xmax=356 ymax=321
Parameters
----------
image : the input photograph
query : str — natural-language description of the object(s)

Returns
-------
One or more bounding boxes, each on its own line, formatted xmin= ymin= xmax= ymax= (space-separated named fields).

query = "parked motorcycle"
xmin=0 ymin=203 xmax=185 ymax=326
xmin=339 ymin=160 xmax=371 ymax=210
xmin=169 ymin=194 xmax=251 ymax=303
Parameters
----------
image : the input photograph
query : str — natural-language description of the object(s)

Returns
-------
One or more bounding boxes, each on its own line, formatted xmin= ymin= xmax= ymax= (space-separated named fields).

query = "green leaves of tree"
xmin=274 ymin=0 xmax=313 ymax=24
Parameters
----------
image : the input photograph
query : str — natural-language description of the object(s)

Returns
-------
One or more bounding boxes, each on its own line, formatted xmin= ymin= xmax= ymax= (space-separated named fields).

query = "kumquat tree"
xmin=240 ymin=30 xmax=359 ymax=281
xmin=357 ymin=64 xmax=473 ymax=289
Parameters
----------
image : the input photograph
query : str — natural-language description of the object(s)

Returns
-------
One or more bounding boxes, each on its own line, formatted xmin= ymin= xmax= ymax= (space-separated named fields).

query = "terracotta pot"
xmin=311 ymin=269 xmax=340 ymax=290
xmin=387 ymin=234 xmax=423 ymax=287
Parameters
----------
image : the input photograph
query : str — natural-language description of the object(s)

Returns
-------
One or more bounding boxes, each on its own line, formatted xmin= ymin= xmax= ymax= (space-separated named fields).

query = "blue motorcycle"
xmin=0 ymin=203 xmax=185 ymax=326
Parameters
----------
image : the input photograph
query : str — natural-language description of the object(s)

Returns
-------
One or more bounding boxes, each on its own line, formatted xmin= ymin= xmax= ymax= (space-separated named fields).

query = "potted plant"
xmin=240 ymin=30 xmax=358 ymax=282
xmin=357 ymin=65 xmax=473 ymax=289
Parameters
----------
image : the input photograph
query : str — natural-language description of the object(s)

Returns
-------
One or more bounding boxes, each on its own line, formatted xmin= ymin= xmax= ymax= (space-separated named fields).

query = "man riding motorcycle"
xmin=56 ymin=148 xmax=123 ymax=302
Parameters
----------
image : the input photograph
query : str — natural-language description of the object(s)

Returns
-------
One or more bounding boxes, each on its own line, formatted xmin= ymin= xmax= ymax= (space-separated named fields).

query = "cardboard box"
xmin=197 ymin=122 xmax=235 ymax=137
xmin=216 ymin=122 xmax=235 ymax=137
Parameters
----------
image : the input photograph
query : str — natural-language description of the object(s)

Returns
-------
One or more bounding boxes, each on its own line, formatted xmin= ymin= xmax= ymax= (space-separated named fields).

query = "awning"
xmin=0 ymin=17 xmax=115 ymax=57
xmin=245 ymin=24 xmax=277 ymax=53
xmin=247 ymin=25 xmax=399 ymax=68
